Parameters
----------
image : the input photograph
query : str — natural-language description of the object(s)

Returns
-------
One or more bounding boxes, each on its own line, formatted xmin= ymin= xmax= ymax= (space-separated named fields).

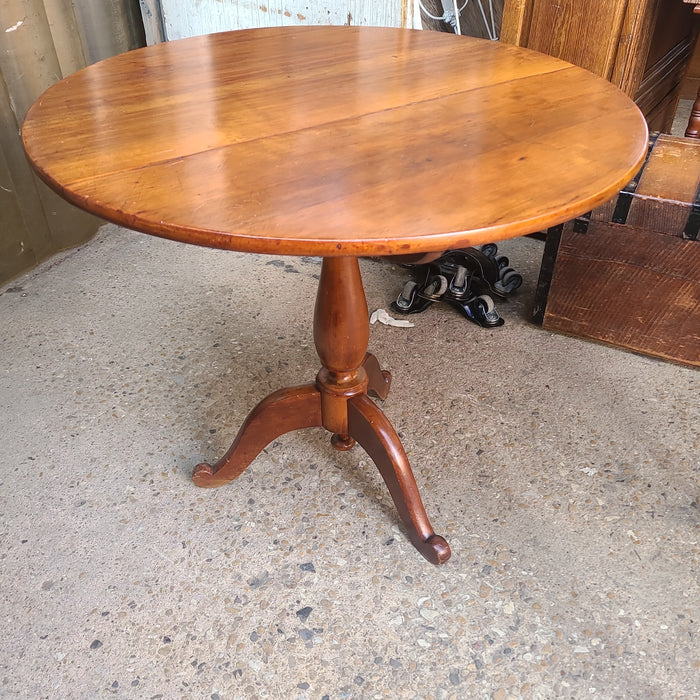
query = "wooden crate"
xmin=533 ymin=133 xmax=700 ymax=368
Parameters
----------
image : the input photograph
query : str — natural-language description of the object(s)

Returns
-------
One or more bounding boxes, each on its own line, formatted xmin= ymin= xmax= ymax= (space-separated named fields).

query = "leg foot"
xmin=331 ymin=433 xmax=356 ymax=451
xmin=193 ymin=383 xmax=322 ymax=488
xmin=363 ymin=352 xmax=391 ymax=399
xmin=347 ymin=393 xmax=451 ymax=564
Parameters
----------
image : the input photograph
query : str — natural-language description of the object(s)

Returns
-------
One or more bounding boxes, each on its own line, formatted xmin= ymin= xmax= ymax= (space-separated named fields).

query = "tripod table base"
xmin=193 ymin=258 xmax=450 ymax=565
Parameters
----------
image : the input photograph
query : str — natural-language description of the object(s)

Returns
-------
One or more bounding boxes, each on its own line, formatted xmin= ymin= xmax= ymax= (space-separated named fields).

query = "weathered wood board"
xmin=157 ymin=0 xmax=417 ymax=40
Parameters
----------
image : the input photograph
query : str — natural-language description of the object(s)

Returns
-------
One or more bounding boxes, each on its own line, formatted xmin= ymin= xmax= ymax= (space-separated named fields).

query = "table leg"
xmin=685 ymin=85 xmax=700 ymax=139
xmin=363 ymin=352 xmax=392 ymax=399
xmin=193 ymin=256 xmax=450 ymax=564
xmin=348 ymin=393 xmax=451 ymax=565
xmin=192 ymin=384 xmax=322 ymax=487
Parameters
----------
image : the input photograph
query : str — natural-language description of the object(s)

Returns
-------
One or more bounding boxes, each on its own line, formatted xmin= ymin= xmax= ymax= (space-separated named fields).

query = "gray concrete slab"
xmin=1 ymin=225 xmax=698 ymax=698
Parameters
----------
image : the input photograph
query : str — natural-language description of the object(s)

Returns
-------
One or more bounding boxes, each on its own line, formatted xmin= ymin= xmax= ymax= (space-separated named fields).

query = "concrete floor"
xmin=0 ymin=223 xmax=698 ymax=699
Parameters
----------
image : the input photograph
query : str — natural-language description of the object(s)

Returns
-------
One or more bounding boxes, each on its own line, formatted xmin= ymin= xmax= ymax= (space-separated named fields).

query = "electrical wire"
xmin=452 ymin=0 xmax=462 ymax=34
xmin=417 ymin=0 xmax=498 ymax=39
xmin=418 ymin=1 xmax=466 ymax=21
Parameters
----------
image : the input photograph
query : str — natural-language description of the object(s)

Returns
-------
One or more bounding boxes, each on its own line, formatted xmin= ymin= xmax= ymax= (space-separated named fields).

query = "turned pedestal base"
xmin=193 ymin=257 xmax=450 ymax=565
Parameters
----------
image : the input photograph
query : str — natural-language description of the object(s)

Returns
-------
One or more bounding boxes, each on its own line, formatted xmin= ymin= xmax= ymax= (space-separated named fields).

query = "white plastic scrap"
xmin=369 ymin=308 xmax=414 ymax=328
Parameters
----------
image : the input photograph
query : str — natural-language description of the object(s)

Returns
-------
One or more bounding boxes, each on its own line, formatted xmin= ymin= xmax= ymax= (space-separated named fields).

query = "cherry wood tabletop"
xmin=23 ymin=25 xmax=648 ymax=258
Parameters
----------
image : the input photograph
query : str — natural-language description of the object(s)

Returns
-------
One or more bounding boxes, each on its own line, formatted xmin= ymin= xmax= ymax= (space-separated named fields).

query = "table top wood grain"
xmin=22 ymin=26 xmax=648 ymax=257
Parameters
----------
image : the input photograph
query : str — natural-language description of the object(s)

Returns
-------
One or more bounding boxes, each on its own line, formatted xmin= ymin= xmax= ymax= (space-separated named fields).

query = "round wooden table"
xmin=23 ymin=26 xmax=648 ymax=564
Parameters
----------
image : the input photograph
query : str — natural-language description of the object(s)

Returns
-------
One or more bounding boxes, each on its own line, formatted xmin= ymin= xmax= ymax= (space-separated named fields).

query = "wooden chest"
xmin=533 ymin=133 xmax=700 ymax=368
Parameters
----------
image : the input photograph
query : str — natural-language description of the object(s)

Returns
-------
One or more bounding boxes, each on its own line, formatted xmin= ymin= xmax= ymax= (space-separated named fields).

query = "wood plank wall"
xmin=0 ymin=0 xmax=146 ymax=285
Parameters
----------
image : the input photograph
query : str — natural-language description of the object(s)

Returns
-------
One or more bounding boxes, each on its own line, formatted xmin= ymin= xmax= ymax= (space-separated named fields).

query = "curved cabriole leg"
xmin=363 ymin=352 xmax=392 ymax=399
xmin=347 ymin=393 xmax=451 ymax=565
xmin=193 ymin=383 xmax=322 ymax=487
